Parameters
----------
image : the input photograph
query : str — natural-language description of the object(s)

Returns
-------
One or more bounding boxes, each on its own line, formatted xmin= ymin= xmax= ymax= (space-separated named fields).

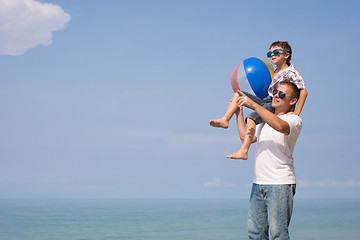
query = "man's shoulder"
xmin=280 ymin=115 xmax=303 ymax=136
xmin=280 ymin=114 xmax=302 ymax=125
xmin=279 ymin=114 xmax=302 ymax=120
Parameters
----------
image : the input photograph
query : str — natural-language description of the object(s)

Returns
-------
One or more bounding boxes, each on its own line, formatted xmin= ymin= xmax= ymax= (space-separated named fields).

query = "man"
xmin=228 ymin=82 xmax=302 ymax=239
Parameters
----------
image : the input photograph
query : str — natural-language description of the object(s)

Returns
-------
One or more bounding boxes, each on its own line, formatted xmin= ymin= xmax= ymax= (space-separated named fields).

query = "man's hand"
xmin=236 ymin=90 xmax=257 ymax=110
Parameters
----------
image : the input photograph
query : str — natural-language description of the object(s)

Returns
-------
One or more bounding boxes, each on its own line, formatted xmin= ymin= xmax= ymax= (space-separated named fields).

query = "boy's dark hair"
xmin=270 ymin=41 xmax=292 ymax=66
xmin=281 ymin=82 xmax=300 ymax=100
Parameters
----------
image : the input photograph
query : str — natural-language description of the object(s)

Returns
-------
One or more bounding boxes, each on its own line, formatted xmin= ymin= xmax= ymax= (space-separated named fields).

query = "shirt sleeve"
xmin=287 ymin=71 xmax=306 ymax=90
xmin=283 ymin=115 xmax=303 ymax=135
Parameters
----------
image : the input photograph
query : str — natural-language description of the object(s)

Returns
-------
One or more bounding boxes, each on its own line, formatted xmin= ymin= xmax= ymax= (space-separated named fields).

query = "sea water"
xmin=0 ymin=199 xmax=359 ymax=240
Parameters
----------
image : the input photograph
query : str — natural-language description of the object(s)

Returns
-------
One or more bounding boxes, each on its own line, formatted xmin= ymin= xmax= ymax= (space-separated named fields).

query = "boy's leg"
xmin=226 ymin=97 xmax=274 ymax=160
xmin=226 ymin=119 xmax=256 ymax=160
xmin=209 ymin=92 xmax=239 ymax=129
xmin=209 ymin=91 xmax=264 ymax=129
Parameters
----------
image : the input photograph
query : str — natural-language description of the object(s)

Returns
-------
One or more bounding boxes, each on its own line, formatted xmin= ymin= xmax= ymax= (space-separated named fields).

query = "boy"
xmin=209 ymin=41 xmax=307 ymax=159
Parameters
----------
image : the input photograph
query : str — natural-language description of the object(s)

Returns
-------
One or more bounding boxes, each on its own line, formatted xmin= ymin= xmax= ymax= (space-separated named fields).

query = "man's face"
xmin=272 ymin=84 xmax=294 ymax=109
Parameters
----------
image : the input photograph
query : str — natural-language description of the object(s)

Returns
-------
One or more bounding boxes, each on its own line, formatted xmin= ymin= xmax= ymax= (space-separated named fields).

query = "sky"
xmin=0 ymin=0 xmax=359 ymax=199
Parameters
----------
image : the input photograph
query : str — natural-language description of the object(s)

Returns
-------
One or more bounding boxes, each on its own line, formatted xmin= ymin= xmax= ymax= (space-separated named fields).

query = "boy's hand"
xmin=236 ymin=90 xmax=256 ymax=110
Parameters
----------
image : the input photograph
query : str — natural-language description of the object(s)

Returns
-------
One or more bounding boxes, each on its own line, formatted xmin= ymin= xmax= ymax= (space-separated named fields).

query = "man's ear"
xmin=290 ymin=98 xmax=298 ymax=107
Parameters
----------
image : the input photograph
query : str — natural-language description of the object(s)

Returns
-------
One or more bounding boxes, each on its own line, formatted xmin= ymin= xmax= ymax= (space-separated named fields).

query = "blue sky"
xmin=0 ymin=0 xmax=359 ymax=199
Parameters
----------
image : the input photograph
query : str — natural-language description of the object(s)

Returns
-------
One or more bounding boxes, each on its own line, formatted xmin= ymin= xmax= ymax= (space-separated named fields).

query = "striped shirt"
xmin=268 ymin=64 xmax=306 ymax=96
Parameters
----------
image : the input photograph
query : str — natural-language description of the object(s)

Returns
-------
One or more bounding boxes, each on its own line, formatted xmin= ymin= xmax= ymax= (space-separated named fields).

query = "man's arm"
xmin=234 ymin=106 xmax=253 ymax=142
xmin=252 ymin=104 xmax=290 ymax=135
xmin=237 ymin=91 xmax=290 ymax=135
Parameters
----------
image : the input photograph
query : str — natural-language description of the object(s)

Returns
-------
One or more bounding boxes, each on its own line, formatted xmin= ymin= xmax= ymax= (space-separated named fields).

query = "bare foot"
xmin=226 ymin=149 xmax=248 ymax=160
xmin=209 ymin=118 xmax=229 ymax=129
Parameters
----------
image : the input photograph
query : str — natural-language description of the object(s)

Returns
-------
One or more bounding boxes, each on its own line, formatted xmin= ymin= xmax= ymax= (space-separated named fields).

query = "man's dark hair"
xmin=280 ymin=82 xmax=300 ymax=111
xmin=281 ymin=82 xmax=300 ymax=100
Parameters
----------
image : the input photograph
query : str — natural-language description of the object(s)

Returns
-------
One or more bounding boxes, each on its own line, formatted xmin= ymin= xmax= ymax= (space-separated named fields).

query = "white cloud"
xmin=203 ymin=177 xmax=236 ymax=188
xmin=0 ymin=0 xmax=71 ymax=55
xmin=298 ymin=177 xmax=360 ymax=188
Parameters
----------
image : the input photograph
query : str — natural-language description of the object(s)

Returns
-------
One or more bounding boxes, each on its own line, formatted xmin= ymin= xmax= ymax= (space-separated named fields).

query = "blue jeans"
xmin=248 ymin=184 xmax=296 ymax=240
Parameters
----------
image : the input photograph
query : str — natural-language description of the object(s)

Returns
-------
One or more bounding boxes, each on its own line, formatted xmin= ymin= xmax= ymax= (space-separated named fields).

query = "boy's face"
xmin=268 ymin=46 xmax=289 ymax=66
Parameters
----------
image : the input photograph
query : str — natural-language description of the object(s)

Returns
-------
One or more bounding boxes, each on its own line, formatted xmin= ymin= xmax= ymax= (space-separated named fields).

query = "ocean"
xmin=0 ymin=198 xmax=359 ymax=240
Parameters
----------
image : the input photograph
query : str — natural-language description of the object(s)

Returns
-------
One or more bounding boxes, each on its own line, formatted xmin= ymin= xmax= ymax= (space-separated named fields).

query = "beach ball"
xmin=231 ymin=57 xmax=274 ymax=99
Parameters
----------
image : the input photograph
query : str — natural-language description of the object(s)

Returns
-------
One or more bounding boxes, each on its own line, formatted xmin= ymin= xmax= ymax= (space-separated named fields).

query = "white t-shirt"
xmin=253 ymin=114 xmax=302 ymax=184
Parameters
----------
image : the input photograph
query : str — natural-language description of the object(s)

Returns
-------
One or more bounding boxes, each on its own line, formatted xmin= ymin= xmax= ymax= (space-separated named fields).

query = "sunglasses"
xmin=267 ymin=49 xmax=288 ymax=58
xmin=272 ymin=89 xmax=287 ymax=99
